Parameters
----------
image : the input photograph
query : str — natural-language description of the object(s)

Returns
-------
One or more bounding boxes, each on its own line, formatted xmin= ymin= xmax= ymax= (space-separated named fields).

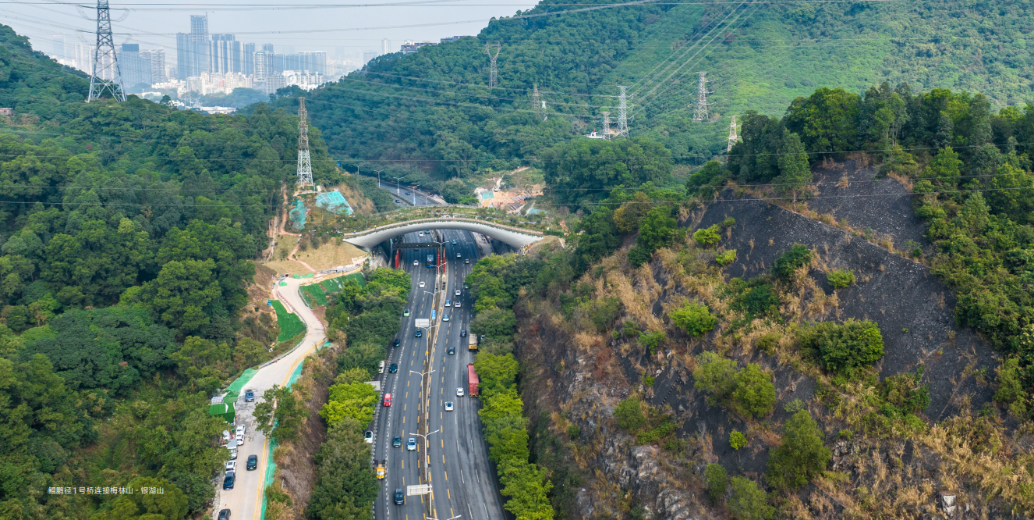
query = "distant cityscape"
xmin=47 ymin=14 xmax=470 ymax=109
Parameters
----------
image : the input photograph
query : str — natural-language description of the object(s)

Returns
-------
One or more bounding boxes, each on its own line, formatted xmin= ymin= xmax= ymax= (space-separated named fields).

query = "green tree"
xmin=693 ymin=225 xmax=721 ymax=248
xmin=729 ymin=431 xmax=748 ymax=450
xmin=728 ymin=477 xmax=774 ymax=520
xmin=138 ymin=259 xmax=222 ymax=335
xmin=90 ymin=477 xmax=189 ymax=520
xmin=613 ymin=396 xmax=647 ymax=432
xmin=670 ymin=301 xmax=718 ymax=337
xmin=773 ymin=244 xmax=813 ymax=281
xmin=927 ymin=146 xmax=963 ymax=188
xmin=994 ymin=356 xmax=1028 ymax=418
xmin=777 ymin=131 xmax=812 ymax=202
xmin=320 ymin=382 xmax=378 ymax=427
xmin=471 ymin=307 xmax=518 ymax=340
xmin=731 ymin=364 xmax=777 ymax=418
xmin=826 ymin=269 xmax=856 ymax=289
xmin=636 ymin=206 xmax=679 ymax=252
xmin=693 ymin=351 xmax=739 ymax=404
xmin=254 ymin=384 xmax=305 ymax=443
xmin=797 ymin=319 xmax=885 ymax=375
xmin=704 ymin=463 xmax=729 ymax=504
xmin=307 ymin=418 xmax=378 ymax=520
xmin=474 ymin=352 xmax=520 ymax=398
xmin=542 ymin=138 xmax=672 ymax=206
xmin=766 ymin=410 xmax=830 ymax=490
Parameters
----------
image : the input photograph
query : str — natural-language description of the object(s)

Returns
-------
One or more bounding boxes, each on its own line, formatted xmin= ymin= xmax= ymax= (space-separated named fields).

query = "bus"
xmin=467 ymin=363 xmax=479 ymax=397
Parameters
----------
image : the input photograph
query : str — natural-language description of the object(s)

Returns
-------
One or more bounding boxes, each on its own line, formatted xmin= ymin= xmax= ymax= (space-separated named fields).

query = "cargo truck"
xmin=467 ymin=363 xmax=479 ymax=397
xmin=468 ymin=334 xmax=478 ymax=351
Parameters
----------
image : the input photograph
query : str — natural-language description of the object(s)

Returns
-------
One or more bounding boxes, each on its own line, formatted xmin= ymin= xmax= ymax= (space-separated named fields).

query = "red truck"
xmin=467 ymin=363 xmax=479 ymax=397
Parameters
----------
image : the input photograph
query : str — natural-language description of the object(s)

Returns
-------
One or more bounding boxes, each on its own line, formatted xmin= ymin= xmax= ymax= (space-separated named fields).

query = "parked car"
xmin=393 ymin=436 xmax=402 ymax=448
xmin=236 ymin=425 xmax=246 ymax=436
xmin=218 ymin=509 xmax=231 ymax=520
xmin=365 ymin=431 xmax=373 ymax=444
xmin=244 ymin=390 xmax=254 ymax=402
xmin=225 ymin=460 xmax=236 ymax=472
xmin=235 ymin=434 xmax=244 ymax=446
xmin=407 ymin=438 xmax=417 ymax=451
xmin=228 ymin=447 xmax=237 ymax=460
xmin=247 ymin=455 xmax=258 ymax=471
xmin=389 ymin=363 xmax=398 ymax=373
xmin=394 ymin=488 xmax=405 ymax=505
xmin=223 ymin=472 xmax=235 ymax=490
xmin=383 ymin=393 xmax=392 ymax=407
xmin=445 ymin=401 xmax=454 ymax=411
xmin=379 ymin=361 xmax=385 ymax=374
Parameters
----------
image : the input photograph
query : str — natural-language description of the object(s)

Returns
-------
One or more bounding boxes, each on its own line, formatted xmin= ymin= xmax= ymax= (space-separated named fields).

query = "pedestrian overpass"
xmin=342 ymin=217 xmax=544 ymax=250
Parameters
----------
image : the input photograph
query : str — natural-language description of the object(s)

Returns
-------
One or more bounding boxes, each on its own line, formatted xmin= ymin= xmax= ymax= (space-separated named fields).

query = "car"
xmin=455 ymin=289 xmax=461 ymax=297
xmin=456 ymin=253 xmax=462 ymax=258
xmin=247 ymin=455 xmax=258 ymax=471
xmin=403 ymin=309 xmax=410 ymax=317
xmin=218 ymin=509 xmax=231 ymax=520
xmin=445 ymin=401 xmax=454 ymax=411
xmin=457 ymin=387 xmax=464 ymax=397
xmin=376 ymin=464 xmax=386 ymax=480
xmin=394 ymin=488 xmax=405 ymax=505
xmin=419 ymin=281 xmax=425 ymax=288
xmin=418 ymin=232 xmax=424 ymax=236
xmin=228 ymin=447 xmax=238 ymax=460
xmin=225 ymin=460 xmax=236 ymax=472
xmin=444 ymin=300 xmax=451 ymax=307
xmin=460 ymin=330 xmax=467 ymax=337
xmin=379 ymin=361 xmax=385 ymax=374
xmin=442 ymin=315 xmax=450 ymax=322
xmin=464 ymin=284 xmax=469 ymax=289
xmin=244 ymin=390 xmax=254 ymax=402
xmin=415 ymin=330 xmax=422 ymax=338
xmin=389 ymin=363 xmax=398 ymax=373
xmin=235 ymin=433 xmax=244 ymax=446
xmin=447 ymin=346 xmax=455 ymax=355
xmin=236 ymin=425 xmax=246 ymax=436
xmin=383 ymin=393 xmax=392 ymax=407
xmin=451 ymin=239 xmax=457 ymax=245
xmin=407 ymin=438 xmax=417 ymax=451
xmin=413 ymin=260 xmax=419 ymax=266
xmin=454 ymin=301 xmax=461 ymax=308
xmin=222 ymin=430 xmax=232 ymax=444
xmin=393 ymin=339 xmax=400 ymax=347
xmin=395 ymin=199 xmax=400 ymax=203
xmin=465 ymin=259 xmax=470 ymax=264
xmin=365 ymin=431 xmax=373 ymax=444
xmin=222 ymin=472 xmax=235 ymax=490
xmin=393 ymin=436 xmax=402 ymax=448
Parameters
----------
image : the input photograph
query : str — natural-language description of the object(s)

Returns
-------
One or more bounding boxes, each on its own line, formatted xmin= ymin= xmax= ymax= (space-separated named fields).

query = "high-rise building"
xmin=210 ymin=34 xmax=240 ymax=74
xmin=253 ymin=51 xmax=273 ymax=79
xmin=262 ymin=43 xmax=274 ymax=53
xmin=120 ymin=43 xmax=150 ymax=87
xmin=242 ymin=43 xmax=256 ymax=75
xmin=382 ymin=39 xmax=390 ymax=55
xmin=142 ymin=49 xmax=166 ymax=83
xmin=176 ymin=15 xmax=209 ymax=79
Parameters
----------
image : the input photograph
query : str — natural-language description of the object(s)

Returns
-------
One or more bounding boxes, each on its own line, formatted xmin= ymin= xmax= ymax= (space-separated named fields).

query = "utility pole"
xmin=727 ymin=115 xmax=738 ymax=152
xmin=484 ymin=43 xmax=501 ymax=89
xmin=617 ymin=86 xmax=628 ymax=137
xmin=296 ymin=97 xmax=314 ymax=187
xmin=693 ymin=72 xmax=710 ymax=122
xmin=602 ymin=112 xmax=611 ymax=139
xmin=87 ymin=0 xmax=126 ymax=102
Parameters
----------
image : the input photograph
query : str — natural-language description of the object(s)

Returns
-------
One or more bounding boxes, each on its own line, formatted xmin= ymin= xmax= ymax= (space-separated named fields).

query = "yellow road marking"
xmin=448 ymin=489 xmax=451 ymax=499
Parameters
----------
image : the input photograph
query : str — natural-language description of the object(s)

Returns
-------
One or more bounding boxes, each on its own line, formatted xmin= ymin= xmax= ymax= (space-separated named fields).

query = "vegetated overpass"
xmin=342 ymin=217 xmax=544 ymax=250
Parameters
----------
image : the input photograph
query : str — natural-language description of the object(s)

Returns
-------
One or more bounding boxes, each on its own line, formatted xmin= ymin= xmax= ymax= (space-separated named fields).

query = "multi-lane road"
xmin=373 ymin=229 xmax=504 ymax=520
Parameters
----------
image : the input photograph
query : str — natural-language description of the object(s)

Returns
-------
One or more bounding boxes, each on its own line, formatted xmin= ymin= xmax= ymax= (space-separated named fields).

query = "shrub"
xmin=766 ymin=410 xmax=830 ymax=490
xmin=826 ymin=269 xmax=856 ymax=289
xmin=730 ymin=279 xmax=780 ymax=319
xmin=797 ymin=319 xmax=884 ymax=375
xmin=622 ymin=320 xmax=640 ymax=338
xmin=670 ymin=301 xmax=718 ymax=337
xmin=756 ymin=332 xmax=781 ymax=354
xmin=729 ymin=430 xmax=748 ymax=450
xmin=643 ymin=375 xmax=656 ymax=386
xmin=731 ymin=364 xmax=777 ymax=418
xmin=773 ymin=243 xmax=813 ymax=281
xmin=729 ymin=477 xmax=774 ymax=520
xmin=614 ymin=397 xmax=646 ymax=432
xmin=721 ymin=217 xmax=737 ymax=227
xmin=783 ymin=398 xmax=805 ymax=414
xmin=693 ymin=351 xmax=739 ymax=403
xmin=639 ymin=329 xmax=666 ymax=354
xmin=567 ymin=424 xmax=581 ymax=439
xmin=716 ymin=249 xmax=737 ymax=266
xmin=627 ymin=244 xmax=653 ymax=267
xmin=693 ymin=225 xmax=722 ymax=248
xmin=704 ymin=463 xmax=729 ymax=503
xmin=994 ymin=357 xmax=1028 ymax=418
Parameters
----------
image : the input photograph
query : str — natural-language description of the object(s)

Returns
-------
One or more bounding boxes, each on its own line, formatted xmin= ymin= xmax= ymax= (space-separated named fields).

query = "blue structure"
xmin=315 ymin=191 xmax=354 ymax=215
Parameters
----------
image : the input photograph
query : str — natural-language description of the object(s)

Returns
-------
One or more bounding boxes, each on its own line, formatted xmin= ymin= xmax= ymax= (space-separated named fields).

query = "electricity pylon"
xmin=296 ymin=97 xmax=313 ymax=187
xmin=602 ymin=112 xmax=611 ymax=139
xmin=87 ymin=0 xmax=126 ymax=102
xmin=727 ymin=115 xmax=738 ymax=152
xmin=617 ymin=86 xmax=628 ymax=137
xmin=485 ymin=43 xmax=501 ymax=89
xmin=693 ymin=72 xmax=710 ymax=122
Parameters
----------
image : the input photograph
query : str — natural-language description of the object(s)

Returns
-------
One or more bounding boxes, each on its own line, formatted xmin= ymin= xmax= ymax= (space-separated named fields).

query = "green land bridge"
xmin=342 ymin=214 xmax=547 ymax=250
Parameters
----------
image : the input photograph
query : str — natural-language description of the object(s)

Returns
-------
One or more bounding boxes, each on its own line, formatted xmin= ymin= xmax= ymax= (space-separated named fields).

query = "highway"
xmin=373 ymin=229 xmax=504 ymax=520
xmin=379 ymin=180 xmax=444 ymax=207
xmin=213 ymin=276 xmax=326 ymax=520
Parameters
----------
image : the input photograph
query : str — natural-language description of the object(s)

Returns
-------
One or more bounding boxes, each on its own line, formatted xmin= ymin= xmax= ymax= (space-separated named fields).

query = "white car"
xmin=443 ymin=315 xmax=450 ymax=322
xmin=413 ymin=260 xmax=419 ymax=266
xmin=225 ymin=460 xmax=236 ymax=472
xmin=456 ymin=387 xmax=464 ymax=397
xmin=444 ymin=300 xmax=451 ymax=307
xmin=236 ymin=425 xmax=246 ymax=436
xmin=228 ymin=447 xmax=238 ymax=460
xmin=445 ymin=401 xmax=454 ymax=412
xmin=455 ymin=290 xmax=461 ymax=296
xmin=454 ymin=301 xmax=461 ymax=308
xmin=236 ymin=433 xmax=245 ymax=446
xmin=407 ymin=438 xmax=417 ymax=451
xmin=418 ymin=232 xmax=424 ymax=236
xmin=419 ymin=281 xmax=425 ymax=288
xmin=456 ymin=253 xmax=461 ymax=258
xmin=365 ymin=431 xmax=374 ymax=444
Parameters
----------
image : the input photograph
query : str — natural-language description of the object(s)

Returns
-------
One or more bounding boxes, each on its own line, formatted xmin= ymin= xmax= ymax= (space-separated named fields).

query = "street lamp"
xmin=376 ymin=170 xmax=383 ymax=188
xmin=410 ymin=429 xmax=439 ymax=466
xmin=394 ymin=177 xmax=402 ymax=196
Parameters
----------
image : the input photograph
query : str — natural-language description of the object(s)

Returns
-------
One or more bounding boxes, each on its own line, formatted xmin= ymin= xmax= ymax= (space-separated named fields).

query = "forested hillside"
xmin=0 ymin=23 xmax=339 ymax=518
xmin=265 ymin=0 xmax=1034 ymax=184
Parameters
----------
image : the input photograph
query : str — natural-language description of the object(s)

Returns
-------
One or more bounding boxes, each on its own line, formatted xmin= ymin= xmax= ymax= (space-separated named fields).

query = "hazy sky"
xmin=1 ymin=0 xmax=540 ymax=61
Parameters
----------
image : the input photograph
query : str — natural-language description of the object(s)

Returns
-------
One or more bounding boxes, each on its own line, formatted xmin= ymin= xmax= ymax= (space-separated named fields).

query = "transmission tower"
xmin=602 ymin=112 xmax=611 ymax=139
xmin=485 ymin=43 xmax=501 ymax=89
xmin=296 ymin=97 xmax=313 ymax=187
xmin=617 ymin=86 xmax=628 ymax=137
xmin=532 ymin=84 xmax=544 ymax=120
xmin=87 ymin=0 xmax=126 ymax=102
xmin=693 ymin=72 xmax=710 ymax=122
xmin=727 ymin=115 xmax=738 ymax=152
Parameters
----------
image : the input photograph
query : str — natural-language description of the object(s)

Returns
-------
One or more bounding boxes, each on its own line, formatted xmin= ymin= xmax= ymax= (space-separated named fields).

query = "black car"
xmin=246 ymin=455 xmax=258 ymax=471
xmin=394 ymin=488 xmax=405 ymax=505
xmin=218 ymin=509 xmax=231 ymax=520
xmin=415 ymin=330 xmax=422 ymax=338
xmin=448 ymin=346 xmax=455 ymax=355
xmin=223 ymin=472 xmax=235 ymax=490
xmin=393 ymin=436 xmax=402 ymax=448
xmin=389 ymin=363 xmax=398 ymax=373
xmin=460 ymin=330 xmax=467 ymax=338
xmin=393 ymin=339 xmax=400 ymax=348
xmin=244 ymin=390 xmax=254 ymax=402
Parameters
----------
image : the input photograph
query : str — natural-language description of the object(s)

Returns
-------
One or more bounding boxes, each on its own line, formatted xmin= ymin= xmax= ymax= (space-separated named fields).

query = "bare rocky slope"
xmin=515 ymin=163 xmax=1025 ymax=519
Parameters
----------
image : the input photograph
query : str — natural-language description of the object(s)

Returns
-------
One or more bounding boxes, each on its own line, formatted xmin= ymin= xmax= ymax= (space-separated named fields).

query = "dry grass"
xmin=292 ymin=238 xmax=368 ymax=271
xmin=262 ymin=258 xmax=312 ymax=275
xmin=334 ymin=181 xmax=376 ymax=215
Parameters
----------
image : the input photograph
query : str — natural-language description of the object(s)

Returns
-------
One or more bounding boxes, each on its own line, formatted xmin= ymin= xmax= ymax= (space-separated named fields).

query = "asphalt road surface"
xmin=379 ymin=180 xmax=443 ymax=207
xmin=373 ymin=229 xmax=504 ymax=520
xmin=213 ymin=277 xmax=326 ymax=520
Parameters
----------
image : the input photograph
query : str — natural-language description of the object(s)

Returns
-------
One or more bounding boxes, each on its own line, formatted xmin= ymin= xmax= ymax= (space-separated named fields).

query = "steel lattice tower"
xmin=532 ymin=83 xmax=544 ymax=120
xmin=602 ymin=112 xmax=611 ymax=139
xmin=296 ymin=97 xmax=313 ymax=187
xmin=87 ymin=0 xmax=126 ymax=102
xmin=727 ymin=115 xmax=739 ymax=152
xmin=485 ymin=43 xmax=501 ymax=89
xmin=693 ymin=72 xmax=710 ymax=122
xmin=617 ymin=86 xmax=628 ymax=137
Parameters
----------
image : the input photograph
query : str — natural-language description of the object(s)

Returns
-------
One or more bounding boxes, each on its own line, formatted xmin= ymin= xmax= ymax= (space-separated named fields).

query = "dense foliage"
xmin=765 ymin=410 xmax=830 ymax=490
xmin=797 ymin=319 xmax=885 ymax=376
xmin=692 ymin=352 xmax=776 ymax=419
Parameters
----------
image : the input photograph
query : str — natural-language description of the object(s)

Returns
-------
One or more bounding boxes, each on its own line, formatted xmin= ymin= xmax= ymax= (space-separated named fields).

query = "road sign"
xmin=415 ymin=319 xmax=430 ymax=328
xmin=407 ymin=485 xmax=432 ymax=496
xmin=431 ymin=310 xmax=436 ymax=320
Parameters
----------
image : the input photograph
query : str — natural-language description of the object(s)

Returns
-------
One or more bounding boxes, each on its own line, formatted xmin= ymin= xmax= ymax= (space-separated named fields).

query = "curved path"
xmin=212 ymin=276 xmax=327 ymax=520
